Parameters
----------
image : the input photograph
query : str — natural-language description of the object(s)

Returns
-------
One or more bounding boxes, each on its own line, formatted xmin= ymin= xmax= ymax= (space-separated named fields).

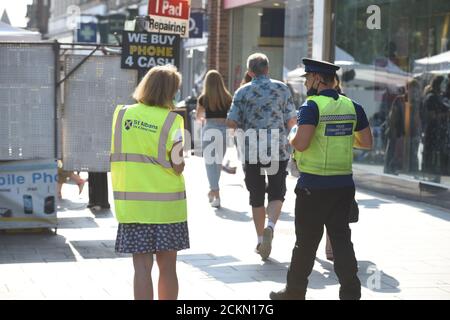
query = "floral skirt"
xmin=115 ymin=222 xmax=190 ymax=254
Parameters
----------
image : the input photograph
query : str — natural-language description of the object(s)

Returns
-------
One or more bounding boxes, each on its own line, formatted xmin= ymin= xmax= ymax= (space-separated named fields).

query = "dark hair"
xmin=431 ymin=75 xmax=444 ymax=92
xmin=240 ymin=72 xmax=252 ymax=87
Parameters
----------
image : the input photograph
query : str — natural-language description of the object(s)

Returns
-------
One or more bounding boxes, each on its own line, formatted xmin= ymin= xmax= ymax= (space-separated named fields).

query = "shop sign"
xmin=121 ymin=31 xmax=180 ymax=70
xmin=0 ymin=160 xmax=57 ymax=230
xmin=148 ymin=0 xmax=191 ymax=38
xmin=189 ymin=12 xmax=203 ymax=38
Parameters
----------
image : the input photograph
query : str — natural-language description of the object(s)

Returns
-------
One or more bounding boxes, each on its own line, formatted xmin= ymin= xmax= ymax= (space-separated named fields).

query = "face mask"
xmin=306 ymin=75 xmax=321 ymax=96
xmin=307 ymin=88 xmax=318 ymax=96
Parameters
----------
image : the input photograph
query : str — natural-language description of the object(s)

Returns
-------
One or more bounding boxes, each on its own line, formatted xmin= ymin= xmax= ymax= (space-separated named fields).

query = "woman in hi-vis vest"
xmin=111 ymin=65 xmax=188 ymax=300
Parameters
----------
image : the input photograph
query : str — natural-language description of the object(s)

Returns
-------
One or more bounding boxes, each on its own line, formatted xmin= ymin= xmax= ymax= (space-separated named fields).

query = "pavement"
xmin=1 ymin=151 xmax=450 ymax=300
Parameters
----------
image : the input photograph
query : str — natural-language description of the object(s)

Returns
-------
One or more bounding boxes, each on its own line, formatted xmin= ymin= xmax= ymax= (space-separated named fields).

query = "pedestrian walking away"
xmin=196 ymin=70 xmax=233 ymax=208
xmin=227 ymin=53 xmax=297 ymax=260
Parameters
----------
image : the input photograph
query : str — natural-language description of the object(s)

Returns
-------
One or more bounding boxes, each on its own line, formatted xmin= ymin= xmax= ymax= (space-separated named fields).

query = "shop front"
xmin=226 ymin=0 xmax=287 ymax=91
xmin=216 ymin=0 xmax=450 ymax=199
xmin=283 ymin=0 xmax=450 ymax=195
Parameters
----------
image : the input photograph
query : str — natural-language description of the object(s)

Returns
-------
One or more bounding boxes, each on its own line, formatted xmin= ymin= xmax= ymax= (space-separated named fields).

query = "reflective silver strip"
xmin=110 ymin=153 xmax=160 ymax=165
xmin=114 ymin=191 xmax=186 ymax=201
xmin=114 ymin=105 xmax=127 ymax=153
xmin=157 ymin=112 xmax=178 ymax=168
xmin=319 ymin=114 xmax=357 ymax=122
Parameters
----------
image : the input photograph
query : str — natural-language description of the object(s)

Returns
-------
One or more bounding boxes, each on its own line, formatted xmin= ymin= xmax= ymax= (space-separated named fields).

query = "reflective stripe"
xmin=114 ymin=105 xmax=127 ymax=153
xmin=114 ymin=191 xmax=186 ymax=201
xmin=319 ymin=114 xmax=357 ymax=122
xmin=158 ymin=112 xmax=177 ymax=167
xmin=110 ymin=153 xmax=172 ymax=168
xmin=110 ymin=153 xmax=158 ymax=165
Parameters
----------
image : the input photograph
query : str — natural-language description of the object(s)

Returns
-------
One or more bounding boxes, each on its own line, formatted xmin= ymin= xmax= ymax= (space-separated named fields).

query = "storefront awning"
xmin=224 ymin=0 xmax=263 ymax=9
xmin=414 ymin=50 xmax=450 ymax=74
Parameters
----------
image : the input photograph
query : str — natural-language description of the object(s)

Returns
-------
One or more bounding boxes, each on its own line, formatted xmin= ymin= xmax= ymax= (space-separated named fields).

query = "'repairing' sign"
xmin=148 ymin=0 xmax=191 ymax=38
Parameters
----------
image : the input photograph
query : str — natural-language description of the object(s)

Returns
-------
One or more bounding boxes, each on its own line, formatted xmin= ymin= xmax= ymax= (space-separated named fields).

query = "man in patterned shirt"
xmin=227 ymin=53 xmax=297 ymax=260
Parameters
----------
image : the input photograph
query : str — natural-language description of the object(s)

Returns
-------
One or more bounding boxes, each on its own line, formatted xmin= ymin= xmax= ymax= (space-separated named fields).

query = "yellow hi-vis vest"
xmin=110 ymin=103 xmax=187 ymax=224
xmin=294 ymin=95 xmax=357 ymax=176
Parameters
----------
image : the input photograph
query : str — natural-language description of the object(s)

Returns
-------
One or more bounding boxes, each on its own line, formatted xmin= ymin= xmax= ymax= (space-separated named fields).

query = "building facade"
xmin=26 ymin=0 xmax=51 ymax=36
xmin=208 ymin=0 xmax=450 ymax=196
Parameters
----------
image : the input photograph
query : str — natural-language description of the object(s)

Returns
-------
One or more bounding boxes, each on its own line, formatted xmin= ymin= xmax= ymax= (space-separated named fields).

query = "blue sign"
xmin=189 ymin=13 xmax=203 ymax=39
xmin=77 ymin=23 xmax=97 ymax=43
xmin=325 ymin=123 xmax=353 ymax=136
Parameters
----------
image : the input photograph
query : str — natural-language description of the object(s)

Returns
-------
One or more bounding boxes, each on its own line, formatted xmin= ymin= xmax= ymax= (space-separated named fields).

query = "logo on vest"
xmin=124 ymin=120 xmax=133 ymax=130
xmin=125 ymin=119 xmax=159 ymax=133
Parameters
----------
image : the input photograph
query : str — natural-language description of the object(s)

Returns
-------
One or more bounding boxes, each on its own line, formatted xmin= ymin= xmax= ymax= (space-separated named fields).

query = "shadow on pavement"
xmin=0 ymin=230 xmax=77 ymax=264
xmin=357 ymin=199 xmax=390 ymax=209
xmin=179 ymin=253 xmax=289 ymax=284
xmin=70 ymin=240 xmax=127 ymax=259
xmin=57 ymin=216 xmax=100 ymax=229
xmin=214 ymin=207 xmax=252 ymax=222
xmin=57 ymin=198 xmax=88 ymax=212
xmin=278 ymin=211 xmax=294 ymax=222
xmin=0 ymin=231 xmax=125 ymax=264
xmin=315 ymin=258 xmax=401 ymax=293
xmin=89 ymin=208 xmax=114 ymax=219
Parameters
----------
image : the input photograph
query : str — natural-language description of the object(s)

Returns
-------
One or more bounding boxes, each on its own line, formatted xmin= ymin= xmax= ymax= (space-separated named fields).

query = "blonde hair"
xmin=132 ymin=65 xmax=181 ymax=109
xmin=199 ymin=70 xmax=232 ymax=112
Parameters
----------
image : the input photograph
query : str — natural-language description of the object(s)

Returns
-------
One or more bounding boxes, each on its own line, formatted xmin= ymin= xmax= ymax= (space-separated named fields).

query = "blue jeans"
xmin=202 ymin=119 xmax=228 ymax=191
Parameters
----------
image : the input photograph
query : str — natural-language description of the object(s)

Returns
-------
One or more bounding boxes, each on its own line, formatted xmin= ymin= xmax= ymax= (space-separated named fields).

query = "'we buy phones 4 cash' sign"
xmin=148 ymin=0 xmax=191 ymax=38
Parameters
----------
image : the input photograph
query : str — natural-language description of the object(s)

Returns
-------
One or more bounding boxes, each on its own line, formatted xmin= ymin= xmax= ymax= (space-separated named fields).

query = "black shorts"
xmin=244 ymin=160 xmax=288 ymax=208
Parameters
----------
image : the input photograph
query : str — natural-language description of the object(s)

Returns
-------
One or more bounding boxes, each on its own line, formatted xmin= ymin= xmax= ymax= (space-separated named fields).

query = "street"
xmin=1 ymin=153 xmax=450 ymax=300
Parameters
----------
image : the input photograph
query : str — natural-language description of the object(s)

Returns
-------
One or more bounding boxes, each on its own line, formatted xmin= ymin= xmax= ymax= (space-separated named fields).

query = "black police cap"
xmin=301 ymin=58 xmax=340 ymax=76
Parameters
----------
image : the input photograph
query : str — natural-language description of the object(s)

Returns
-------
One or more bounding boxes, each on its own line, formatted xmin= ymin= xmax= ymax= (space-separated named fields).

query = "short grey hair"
xmin=247 ymin=53 xmax=269 ymax=76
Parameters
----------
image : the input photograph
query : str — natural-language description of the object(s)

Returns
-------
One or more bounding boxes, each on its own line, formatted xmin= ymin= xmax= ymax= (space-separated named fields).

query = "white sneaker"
xmin=210 ymin=197 xmax=220 ymax=208
xmin=259 ymin=227 xmax=273 ymax=260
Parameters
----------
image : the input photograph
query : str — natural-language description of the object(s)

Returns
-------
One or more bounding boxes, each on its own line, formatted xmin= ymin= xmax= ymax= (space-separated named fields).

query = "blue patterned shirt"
xmin=227 ymin=75 xmax=297 ymax=162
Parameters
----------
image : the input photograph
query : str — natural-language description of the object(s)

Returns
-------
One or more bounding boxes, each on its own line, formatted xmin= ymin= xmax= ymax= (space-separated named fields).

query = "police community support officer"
xmin=270 ymin=58 xmax=373 ymax=300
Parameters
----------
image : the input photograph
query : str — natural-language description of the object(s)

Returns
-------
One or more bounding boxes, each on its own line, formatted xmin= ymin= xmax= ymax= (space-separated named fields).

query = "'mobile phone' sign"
xmin=148 ymin=0 xmax=191 ymax=38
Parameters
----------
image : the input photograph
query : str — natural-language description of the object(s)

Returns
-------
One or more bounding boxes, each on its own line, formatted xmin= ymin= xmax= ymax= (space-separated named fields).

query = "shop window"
xmin=259 ymin=8 xmax=284 ymax=47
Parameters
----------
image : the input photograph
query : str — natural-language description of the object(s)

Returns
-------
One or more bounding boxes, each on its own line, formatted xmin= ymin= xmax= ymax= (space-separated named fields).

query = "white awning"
xmin=414 ymin=50 xmax=450 ymax=73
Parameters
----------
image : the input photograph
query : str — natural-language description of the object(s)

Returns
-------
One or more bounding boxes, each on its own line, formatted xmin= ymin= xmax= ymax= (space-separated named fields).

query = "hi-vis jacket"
xmin=294 ymin=95 xmax=357 ymax=176
xmin=110 ymin=103 xmax=187 ymax=224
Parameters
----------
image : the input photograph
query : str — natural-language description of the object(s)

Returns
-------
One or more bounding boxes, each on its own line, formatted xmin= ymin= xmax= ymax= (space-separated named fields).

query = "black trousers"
xmin=87 ymin=172 xmax=110 ymax=209
xmin=286 ymin=186 xmax=361 ymax=300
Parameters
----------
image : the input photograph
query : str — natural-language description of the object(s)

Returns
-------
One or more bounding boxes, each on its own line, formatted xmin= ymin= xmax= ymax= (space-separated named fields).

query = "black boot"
xmin=269 ymin=287 xmax=305 ymax=300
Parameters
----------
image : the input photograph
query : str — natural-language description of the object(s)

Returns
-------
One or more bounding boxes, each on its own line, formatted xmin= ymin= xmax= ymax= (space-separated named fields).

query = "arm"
xmin=226 ymin=93 xmax=242 ymax=129
xmin=353 ymin=102 xmax=373 ymax=150
xmin=354 ymin=126 xmax=373 ymax=150
xmin=283 ymin=88 xmax=298 ymax=131
xmin=196 ymin=103 xmax=206 ymax=123
xmin=170 ymin=141 xmax=185 ymax=175
xmin=290 ymin=100 xmax=318 ymax=152
xmin=290 ymin=124 xmax=316 ymax=152
xmin=287 ymin=117 xmax=297 ymax=131
xmin=226 ymin=119 xmax=238 ymax=129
